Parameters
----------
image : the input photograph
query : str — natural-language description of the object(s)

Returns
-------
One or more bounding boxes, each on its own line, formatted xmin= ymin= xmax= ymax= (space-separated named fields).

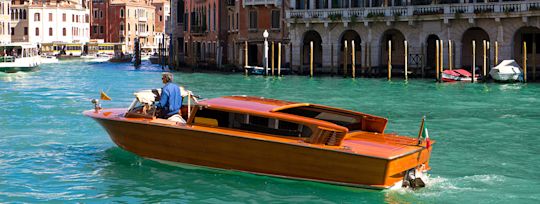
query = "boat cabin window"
xmin=192 ymin=107 xmax=312 ymax=137
xmin=277 ymin=107 xmax=361 ymax=130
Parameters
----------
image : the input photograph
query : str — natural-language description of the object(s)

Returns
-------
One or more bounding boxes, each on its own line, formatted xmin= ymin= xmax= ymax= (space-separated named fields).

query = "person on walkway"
xmin=155 ymin=72 xmax=185 ymax=123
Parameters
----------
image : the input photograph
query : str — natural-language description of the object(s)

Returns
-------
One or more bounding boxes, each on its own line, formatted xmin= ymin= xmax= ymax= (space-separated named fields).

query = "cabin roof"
xmin=198 ymin=96 xmax=300 ymax=113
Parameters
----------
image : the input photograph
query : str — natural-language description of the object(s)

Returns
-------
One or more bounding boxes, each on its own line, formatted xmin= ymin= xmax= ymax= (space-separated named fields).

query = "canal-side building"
xmin=10 ymin=0 xmax=90 ymax=44
xmin=184 ymin=0 xmax=227 ymax=67
xmin=0 ymin=0 xmax=10 ymax=44
xmin=152 ymin=0 xmax=170 ymax=55
xmin=91 ymin=0 xmax=156 ymax=53
xmin=286 ymin=0 xmax=540 ymax=77
xmin=226 ymin=0 xmax=289 ymax=69
xmin=170 ymin=0 xmax=184 ymax=68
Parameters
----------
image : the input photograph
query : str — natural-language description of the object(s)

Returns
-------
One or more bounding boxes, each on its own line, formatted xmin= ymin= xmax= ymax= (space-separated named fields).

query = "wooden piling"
xmin=388 ymin=40 xmax=392 ymax=80
xmin=310 ymin=41 xmax=314 ymax=77
xmin=440 ymin=40 xmax=444 ymax=79
xmin=405 ymin=40 xmax=408 ymax=81
xmin=472 ymin=40 xmax=476 ymax=83
xmin=278 ymin=42 xmax=282 ymax=76
xmin=344 ymin=41 xmax=348 ymax=77
xmin=271 ymin=41 xmax=275 ymax=76
xmin=524 ymin=41 xmax=527 ymax=83
xmin=495 ymin=41 xmax=498 ymax=65
xmin=436 ymin=40 xmax=440 ymax=82
xmin=449 ymin=40 xmax=453 ymax=70
xmin=352 ymin=40 xmax=356 ymax=78
xmin=533 ymin=41 xmax=536 ymax=81
xmin=483 ymin=40 xmax=487 ymax=80
xmin=245 ymin=41 xmax=248 ymax=76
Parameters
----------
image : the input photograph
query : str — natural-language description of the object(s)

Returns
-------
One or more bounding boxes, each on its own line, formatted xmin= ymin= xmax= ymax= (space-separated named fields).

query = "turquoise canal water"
xmin=1 ymin=61 xmax=540 ymax=203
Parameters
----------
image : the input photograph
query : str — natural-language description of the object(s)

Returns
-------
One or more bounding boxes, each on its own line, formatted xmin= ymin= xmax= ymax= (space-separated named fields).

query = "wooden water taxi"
xmin=84 ymin=92 xmax=433 ymax=189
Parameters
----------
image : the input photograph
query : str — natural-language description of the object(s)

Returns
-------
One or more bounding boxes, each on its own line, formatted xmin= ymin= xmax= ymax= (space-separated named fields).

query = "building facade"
xmin=91 ymin=0 xmax=156 ymax=53
xmin=0 ymin=0 xmax=11 ymax=44
xmin=286 ymin=0 xmax=540 ymax=76
xmin=10 ymin=0 xmax=90 ymax=44
xmin=170 ymin=0 xmax=184 ymax=68
xmin=152 ymin=0 xmax=170 ymax=53
xmin=226 ymin=0 xmax=289 ymax=69
xmin=184 ymin=0 xmax=227 ymax=67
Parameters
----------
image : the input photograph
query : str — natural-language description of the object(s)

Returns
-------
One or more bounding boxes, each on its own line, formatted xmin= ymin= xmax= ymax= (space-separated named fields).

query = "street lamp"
xmin=263 ymin=29 xmax=269 ymax=76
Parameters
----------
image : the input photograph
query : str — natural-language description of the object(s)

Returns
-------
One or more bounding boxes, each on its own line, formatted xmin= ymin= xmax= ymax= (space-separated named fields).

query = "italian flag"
xmin=423 ymin=120 xmax=431 ymax=150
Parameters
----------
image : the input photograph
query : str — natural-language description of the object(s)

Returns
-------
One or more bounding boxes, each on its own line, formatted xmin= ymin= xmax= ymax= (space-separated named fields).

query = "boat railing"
xmin=0 ymin=56 xmax=15 ymax=62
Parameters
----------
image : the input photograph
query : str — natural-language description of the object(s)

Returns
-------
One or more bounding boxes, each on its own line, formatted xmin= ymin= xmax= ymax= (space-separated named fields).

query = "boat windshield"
xmin=276 ymin=106 xmax=361 ymax=130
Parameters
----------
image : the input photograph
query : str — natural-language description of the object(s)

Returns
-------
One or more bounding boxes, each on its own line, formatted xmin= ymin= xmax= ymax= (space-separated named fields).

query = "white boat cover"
xmin=489 ymin=60 xmax=523 ymax=81
xmin=133 ymin=86 xmax=191 ymax=104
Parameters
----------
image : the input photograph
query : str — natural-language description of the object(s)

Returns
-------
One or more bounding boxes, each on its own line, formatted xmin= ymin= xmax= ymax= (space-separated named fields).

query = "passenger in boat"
xmin=155 ymin=72 xmax=186 ymax=123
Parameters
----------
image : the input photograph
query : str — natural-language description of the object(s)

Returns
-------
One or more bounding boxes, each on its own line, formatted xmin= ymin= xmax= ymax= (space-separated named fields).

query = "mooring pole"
xmin=352 ymin=40 xmax=356 ymax=78
xmin=344 ymin=41 xmax=348 ymax=77
xmin=483 ymin=40 xmax=487 ymax=81
xmin=388 ymin=40 xmax=392 ymax=80
xmin=472 ymin=40 xmax=476 ymax=83
xmin=405 ymin=40 xmax=408 ymax=81
xmin=449 ymin=40 xmax=453 ymax=70
xmin=245 ymin=41 xmax=248 ymax=76
xmin=271 ymin=41 xmax=275 ymax=76
xmin=440 ymin=40 xmax=444 ymax=80
xmin=436 ymin=40 xmax=440 ymax=82
xmin=278 ymin=42 xmax=282 ymax=76
xmin=310 ymin=41 xmax=314 ymax=77
xmin=524 ymin=41 xmax=527 ymax=83
xmin=533 ymin=40 xmax=536 ymax=81
xmin=495 ymin=41 xmax=499 ymax=66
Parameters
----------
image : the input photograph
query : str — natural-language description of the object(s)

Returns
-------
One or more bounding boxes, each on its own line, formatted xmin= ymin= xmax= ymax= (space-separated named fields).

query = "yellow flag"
xmin=100 ymin=91 xmax=112 ymax=101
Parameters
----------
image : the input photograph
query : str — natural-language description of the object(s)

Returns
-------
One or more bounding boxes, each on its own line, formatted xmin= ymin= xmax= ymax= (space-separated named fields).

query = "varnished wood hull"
xmin=91 ymin=115 xmax=431 ymax=189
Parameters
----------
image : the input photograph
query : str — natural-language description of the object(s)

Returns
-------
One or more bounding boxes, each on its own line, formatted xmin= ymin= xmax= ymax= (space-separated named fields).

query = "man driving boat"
xmin=155 ymin=72 xmax=185 ymax=123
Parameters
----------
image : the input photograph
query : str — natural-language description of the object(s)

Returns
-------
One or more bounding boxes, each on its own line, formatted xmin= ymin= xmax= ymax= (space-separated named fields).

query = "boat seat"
xmin=194 ymin=117 xmax=218 ymax=127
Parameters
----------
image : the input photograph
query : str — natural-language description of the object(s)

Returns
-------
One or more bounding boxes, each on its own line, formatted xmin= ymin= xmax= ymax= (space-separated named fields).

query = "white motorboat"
xmin=489 ymin=60 xmax=523 ymax=82
xmin=0 ymin=43 xmax=41 ymax=73
xmin=40 ymin=55 xmax=59 ymax=64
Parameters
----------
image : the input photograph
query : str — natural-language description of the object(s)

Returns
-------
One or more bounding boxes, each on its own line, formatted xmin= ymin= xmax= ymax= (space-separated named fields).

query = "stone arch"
xmin=380 ymin=29 xmax=406 ymax=74
xmin=461 ymin=27 xmax=490 ymax=71
xmin=302 ymin=30 xmax=323 ymax=71
xmin=426 ymin=34 xmax=440 ymax=71
xmin=512 ymin=26 xmax=540 ymax=73
xmin=338 ymin=29 xmax=362 ymax=75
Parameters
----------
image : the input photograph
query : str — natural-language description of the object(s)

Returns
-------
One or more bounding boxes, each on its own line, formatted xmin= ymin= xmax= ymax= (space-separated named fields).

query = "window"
xmin=62 ymin=13 xmax=66 ymax=22
xmin=11 ymin=27 xmax=14 ymax=35
xmin=92 ymin=25 xmax=97 ymax=34
xmin=24 ymin=27 xmax=27 ymax=35
xmin=85 ymin=14 xmax=89 ymax=23
xmin=93 ymin=10 xmax=98 ymax=19
xmin=35 ymin=27 xmax=39 ymax=36
xmin=72 ymin=14 xmax=74 ymax=22
xmin=249 ymin=11 xmax=257 ymax=30
xmin=100 ymin=26 xmax=104 ymax=34
xmin=120 ymin=23 xmax=124 ymax=31
xmin=49 ymin=27 xmax=52 ymax=36
xmin=22 ymin=9 xmax=26 ymax=19
xmin=48 ymin=13 xmax=52 ymax=21
xmin=159 ymin=15 xmax=162 ymax=22
xmin=100 ymin=10 xmax=103 ymax=18
xmin=271 ymin=10 xmax=280 ymax=29
xmin=193 ymin=108 xmax=311 ymax=137
xmin=63 ymin=28 xmax=66 ymax=36
xmin=34 ymin=13 xmax=40 ymax=21
xmin=120 ymin=8 xmax=124 ymax=18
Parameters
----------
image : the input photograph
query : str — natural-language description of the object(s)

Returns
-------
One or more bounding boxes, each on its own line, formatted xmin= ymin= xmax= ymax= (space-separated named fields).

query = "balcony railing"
xmin=243 ymin=0 xmax=281 ymax=7
xmin=286 ymin=1 xmax=540 ymax=22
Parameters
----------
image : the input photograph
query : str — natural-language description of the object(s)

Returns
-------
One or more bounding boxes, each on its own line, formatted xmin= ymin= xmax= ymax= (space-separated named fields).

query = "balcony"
xmin=286 ymin=1 xmax=540 ymax=24
xmin=138 ymin=16 xmax=147 ymax=22
xmin=243 ymin=0 xmax=281 ymax=8
xmin=227 ymin=0 xmax=235 ymax=7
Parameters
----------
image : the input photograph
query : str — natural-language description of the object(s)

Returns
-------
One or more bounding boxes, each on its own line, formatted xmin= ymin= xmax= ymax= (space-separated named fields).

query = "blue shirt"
xmin=156 ymin=83 xmax=182 ymax=118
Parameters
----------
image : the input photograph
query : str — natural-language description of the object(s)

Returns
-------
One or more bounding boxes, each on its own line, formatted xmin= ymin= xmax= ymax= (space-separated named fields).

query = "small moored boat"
xmin=84 ymin=91 xmax=434 ymax=189
xmin=489 ymin=60 xmax=523 ymax=82
xmin=442 ymin=69 xmax=479 ymax=82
